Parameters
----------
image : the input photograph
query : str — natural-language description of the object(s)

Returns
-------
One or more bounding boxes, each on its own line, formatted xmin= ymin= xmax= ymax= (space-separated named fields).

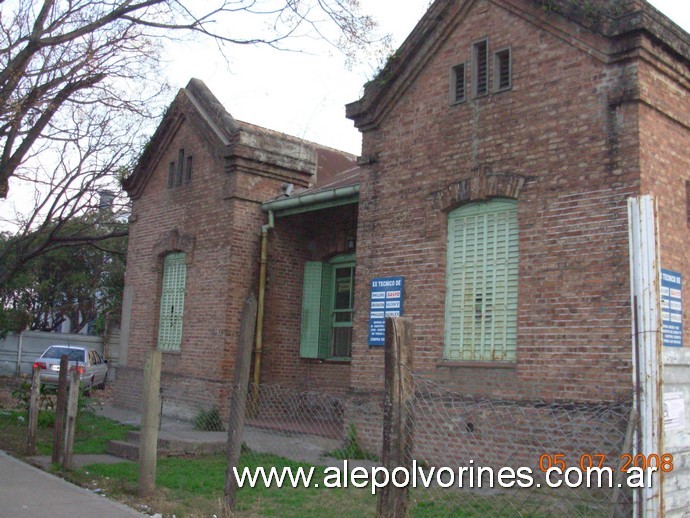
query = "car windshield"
xmin=43 ymin=347 xmax=85 ymax=362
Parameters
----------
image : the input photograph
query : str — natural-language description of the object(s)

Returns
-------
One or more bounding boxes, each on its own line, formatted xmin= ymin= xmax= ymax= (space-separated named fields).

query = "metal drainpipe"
xmin=251 ymin=210 xmax=274 ymax=411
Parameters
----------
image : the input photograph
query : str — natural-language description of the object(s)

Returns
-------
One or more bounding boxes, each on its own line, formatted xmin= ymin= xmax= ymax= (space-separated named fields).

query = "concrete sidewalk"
xmin=0 ymin=450 xmax=143 ymax=517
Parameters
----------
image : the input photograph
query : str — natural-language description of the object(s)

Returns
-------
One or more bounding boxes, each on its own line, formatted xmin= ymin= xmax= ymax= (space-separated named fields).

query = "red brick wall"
xmin=113 ymin=100 xmax=319 ymax=418
xmin=114 ymin=110 xmax=236 ymax=416
xmin=349 ymin=0 xmax=641 ymax=415
xmin=260 ymin=203 xmax=358 ymax=395
xmin=638 ymin=36 xmax=690 ymax=348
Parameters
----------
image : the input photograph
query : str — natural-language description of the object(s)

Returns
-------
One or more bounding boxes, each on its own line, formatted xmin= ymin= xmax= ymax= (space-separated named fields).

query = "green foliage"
xmin=364 ymin=48 xmax=402 ymax=89
xmin=10 ymin=380 xmax=32 ymax=409
xmin=38 ymin=410 xmax=55 ymax=429
xmin=325 ymin=424 xmax=378 ymax=461
xmin=0 ymin=216 xmax=127 ymax=337
xmin=194 ymin=407 xmax=225 ymax=432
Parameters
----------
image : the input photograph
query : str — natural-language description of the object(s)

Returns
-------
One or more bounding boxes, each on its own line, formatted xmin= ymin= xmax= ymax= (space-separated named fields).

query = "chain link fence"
xmin=404 ymin=367 xmax=635 ymax=516
xmin=1 ymin=367 xmax=636 ymax=516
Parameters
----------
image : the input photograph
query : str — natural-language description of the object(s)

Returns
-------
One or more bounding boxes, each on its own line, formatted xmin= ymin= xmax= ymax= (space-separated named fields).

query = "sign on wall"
xmin=368 ymin=276 xmax=404 ymax=347
xmin=661 ymin=269 xmax=683 ymax=347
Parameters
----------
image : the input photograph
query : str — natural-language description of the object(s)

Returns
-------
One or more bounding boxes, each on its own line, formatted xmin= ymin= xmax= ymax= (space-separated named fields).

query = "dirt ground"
xmin=0 ymin=376 xmax=24 ymax=409
xmin=0 ymin=375 xmax=115 ymax=410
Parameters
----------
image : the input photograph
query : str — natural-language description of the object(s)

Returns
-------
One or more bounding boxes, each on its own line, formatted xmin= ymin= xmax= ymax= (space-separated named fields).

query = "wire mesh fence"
xmin=1 ymin=368 xmax=637 ymax=516
xmin=403 ymin=367 xmax=635 ymax=517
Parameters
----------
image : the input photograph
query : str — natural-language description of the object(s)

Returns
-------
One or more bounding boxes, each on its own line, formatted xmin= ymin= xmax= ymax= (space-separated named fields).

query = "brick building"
xmin=116 ymin=0 xmax=688 ymax=464
xmin=114 ymin=79 xmax=356 ymax=417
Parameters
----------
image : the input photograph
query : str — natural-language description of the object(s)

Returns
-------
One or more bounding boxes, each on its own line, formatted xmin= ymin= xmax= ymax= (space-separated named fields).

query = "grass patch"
xmin=69 ymin=452 xmax=560 ymax=518
xmin=0 ymin=409 xmax=136 ymax=457
xmin=325 ymin=424 xmax=378 ymax=461
xmin=72 ymin=452 xmax=377 ymax=517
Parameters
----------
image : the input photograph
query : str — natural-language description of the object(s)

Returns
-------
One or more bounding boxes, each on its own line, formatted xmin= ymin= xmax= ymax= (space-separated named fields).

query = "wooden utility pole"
xmin=138 ymin=349 xmax=162 ymax=496
xmin=224 ymin=293 xmax=258 ymax=512
xmin=52 ymin=354 xmax=68 ymax=465
xmin=63 ymin=369 xmax=80 ymax=469
xmin=377 ymin=317 xmax=414 ymax=518
xmin=27 ymin=365 xmax=41 ymax=455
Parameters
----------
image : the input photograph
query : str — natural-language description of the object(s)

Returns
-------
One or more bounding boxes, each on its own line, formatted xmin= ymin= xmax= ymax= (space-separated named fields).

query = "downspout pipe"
xmin=252 ymin=210 xmax=274 ymax=406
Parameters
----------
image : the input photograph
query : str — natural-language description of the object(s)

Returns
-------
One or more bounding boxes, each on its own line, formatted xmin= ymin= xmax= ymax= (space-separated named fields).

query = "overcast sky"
xmin=164 ymin=0 xmax=690 ymax=156
xmin=2 ymin=1 xmax=689 ymax=231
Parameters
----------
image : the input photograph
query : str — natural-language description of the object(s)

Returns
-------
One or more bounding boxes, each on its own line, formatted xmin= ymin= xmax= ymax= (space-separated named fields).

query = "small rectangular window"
xmin=185 ymin=155 xmax=193 ymax=183
xmin=168 ymin=162 xmax=175 ymax=188
xmin=472 ymin=39 xmax=489 ymax=98
xmin=450 ymin=63 xmax=466 ymax=104
xmin=494 ymin=48 xmax=512 ymax=92
xmin=176 ymin=148 xmax=185 ymax=186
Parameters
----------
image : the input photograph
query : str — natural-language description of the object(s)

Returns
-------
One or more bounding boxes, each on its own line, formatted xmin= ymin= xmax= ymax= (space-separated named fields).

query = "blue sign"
xmin=661 ymin=269 xmax=682 ymax=347
xmin=368 ymin=276 xmax=404 ymax=346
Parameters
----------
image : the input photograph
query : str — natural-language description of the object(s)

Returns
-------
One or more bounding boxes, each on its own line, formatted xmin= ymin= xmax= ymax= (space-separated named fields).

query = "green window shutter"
xmin=444 ymin=199 xmax=518 ymax=361
xmin=157 ymin=252 xmax=186 ymax=351
xmin=318 ymin=263 xmax=334 ymax=358
xmin=300 ymin=256 xmax=353 ymax=360
xmin=300 ymin=262 xmax=324 ymax=358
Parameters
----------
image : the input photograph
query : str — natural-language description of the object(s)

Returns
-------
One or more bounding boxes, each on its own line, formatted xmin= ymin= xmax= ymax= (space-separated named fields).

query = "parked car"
xmin=33 ymin=345 xmax=109 ymax=392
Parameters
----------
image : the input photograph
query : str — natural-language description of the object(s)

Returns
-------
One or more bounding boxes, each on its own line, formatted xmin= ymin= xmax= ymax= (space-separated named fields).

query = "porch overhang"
xmin=261 ymin=184 xmax=359 ymax=218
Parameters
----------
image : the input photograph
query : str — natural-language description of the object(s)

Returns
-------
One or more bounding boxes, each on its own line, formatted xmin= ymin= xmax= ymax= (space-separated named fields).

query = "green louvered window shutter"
xmin=317 ymin=264 xmax=335 ymax=359
xmin=444 ymin=199 xmax=518 ymax=361
xmin=301 ymin=262 xmax=327 ymax=358
xmin=157 ymin=252 xmax=187 ymax=351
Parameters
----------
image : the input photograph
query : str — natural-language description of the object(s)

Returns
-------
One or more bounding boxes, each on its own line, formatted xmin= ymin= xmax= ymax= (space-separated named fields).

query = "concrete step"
xmin=106 ymin=431 xmax=226 ymax=460
xmin=105 ymin=440 xmax=140 ymax=461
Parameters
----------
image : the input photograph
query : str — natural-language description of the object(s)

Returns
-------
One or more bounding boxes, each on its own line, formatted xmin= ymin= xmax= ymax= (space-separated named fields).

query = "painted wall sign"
xmin=661 ymin=269 xmax=683 ymax=347
xmin=368 ymin=276 xmax=404 ymax=346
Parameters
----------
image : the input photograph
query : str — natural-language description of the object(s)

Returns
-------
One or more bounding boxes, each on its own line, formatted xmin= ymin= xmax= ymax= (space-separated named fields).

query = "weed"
xmin=194 ymin=407 xmax=224 ymax=432
xmin=325 ymin=424 xmax=378 ymax=461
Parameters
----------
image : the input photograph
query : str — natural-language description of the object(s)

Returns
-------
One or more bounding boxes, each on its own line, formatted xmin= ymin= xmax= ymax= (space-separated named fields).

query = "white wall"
xmin=663 ymin=347 xmax=690 ymax=516
xmin=0 ymin=330 xmax=121 ymax=377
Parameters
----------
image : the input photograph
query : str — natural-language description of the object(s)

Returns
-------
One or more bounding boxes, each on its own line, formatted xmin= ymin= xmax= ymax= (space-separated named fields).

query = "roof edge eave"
xmin=261 ymin=184 xmax=360 ymax=216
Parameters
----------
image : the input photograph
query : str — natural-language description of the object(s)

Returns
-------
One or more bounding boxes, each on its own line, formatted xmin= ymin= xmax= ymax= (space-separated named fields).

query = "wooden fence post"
xmin=27 ymin=365 xmax=41 ymax=455
xmin=224 ymin=293 xmax=258 ymax=512
xmin=377 ymin=317 xmax=414 ymax=518
xmin=63 ymin=369 xmax=80 ymax=469
xmin=138 ymin=349 xmax=162 ymax=496
xmin=52 ymin=354 xmax=68 ymax=465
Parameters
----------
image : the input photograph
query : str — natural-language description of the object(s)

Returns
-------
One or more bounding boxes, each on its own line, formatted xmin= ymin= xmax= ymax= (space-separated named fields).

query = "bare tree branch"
xmin=0 ymin=0 xmax=389 ymax=197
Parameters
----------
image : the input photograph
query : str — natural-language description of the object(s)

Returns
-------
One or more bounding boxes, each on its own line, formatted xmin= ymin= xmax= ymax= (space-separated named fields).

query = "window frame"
xmin=299 ymin=253 xmax=355 ymax=360
xmin=443 ymin=198 xmax=518 ymax=363
xmin=185 ymin=155 xmax=193 ymax=183
xmin=449 ymin=62 xmax=467 ymax=104
xmin=329 ymin=255 xmax=355 ymax=359
xmin=175 ymin=148 xmax=185 ymax=186
xmin=471 ymin=38 xmax=489 ymax=98
xmin=493 ymin=47 xmax=512 ymax=92
xmin=157 ymin=252 xmax=187 ymax=352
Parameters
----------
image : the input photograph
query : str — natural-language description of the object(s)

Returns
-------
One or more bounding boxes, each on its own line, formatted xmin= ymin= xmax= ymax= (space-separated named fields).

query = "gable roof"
xmin=346 ymin=0 xmax=690 ymax=130
xmin=125 ymin=79 xmax=356 ymax=199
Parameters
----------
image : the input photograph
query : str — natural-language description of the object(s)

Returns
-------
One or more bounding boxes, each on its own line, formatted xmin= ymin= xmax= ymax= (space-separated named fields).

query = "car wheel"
xmin=83 ymin=377 xmax=94 ymax=396
xmin=98 ymin=372 xmax=108 ymax=390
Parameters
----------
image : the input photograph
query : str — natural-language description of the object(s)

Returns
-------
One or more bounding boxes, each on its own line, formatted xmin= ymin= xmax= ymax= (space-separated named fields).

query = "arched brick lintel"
xmin=153 ymin=229 xmax=196 ymax=265
xmin=431 ymin=173 xmax=526 ymax=212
